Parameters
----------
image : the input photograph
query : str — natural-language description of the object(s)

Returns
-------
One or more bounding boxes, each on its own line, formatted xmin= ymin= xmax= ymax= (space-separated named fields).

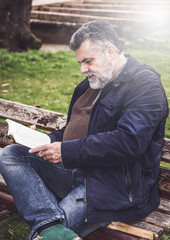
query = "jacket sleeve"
xmin=61 ymin=69 xmax=169 ymax=168
xmin=48 ymin=126 xmax=66 ymax=142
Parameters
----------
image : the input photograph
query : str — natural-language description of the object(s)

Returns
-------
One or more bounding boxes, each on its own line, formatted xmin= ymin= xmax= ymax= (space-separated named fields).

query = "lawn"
xmin=0 ymin=38 xmax=169 ymax=239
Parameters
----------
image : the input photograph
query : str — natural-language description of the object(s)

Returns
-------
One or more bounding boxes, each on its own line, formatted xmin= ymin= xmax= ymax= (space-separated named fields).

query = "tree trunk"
xmin=0 ymin=0 xmax=42 ymax=51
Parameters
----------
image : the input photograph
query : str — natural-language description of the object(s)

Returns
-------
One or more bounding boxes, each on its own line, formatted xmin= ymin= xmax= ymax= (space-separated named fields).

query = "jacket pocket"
xmin=95 ymin=98 xmax=122 ymax=132
xmin=88 ymin=167 xmax=134 ymax=211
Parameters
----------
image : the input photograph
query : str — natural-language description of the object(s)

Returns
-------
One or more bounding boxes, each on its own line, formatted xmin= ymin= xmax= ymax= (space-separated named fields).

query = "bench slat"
xmin=162 ymin=138 xmax=170 ymax=164
xmin=144 ymin=211 xmax=170 ymax=232
xmin=0 ymin=98 xmax=67 ymax=131
xmin=0 ymin=123 xmax=13 ymax=146
xmin=0 ymin=216 xmax=12 ymax=227
xmin=107 ymin=222 xmax=159 ymax=240
xmin=0 ymin=192 xmax=17 ymax=212
xmin=158 ymin=167 xmax=170 ymax=200
xmin=86 ymin=226 xmax=141 ymax=240
xmin=132 ymin=221 xmax=163 ymax=239
xmin=156 ymin=198 xmax=170 ymax=215
xmin=0 ymin=207 xmax=13 ymax=227
xmin=0 ymin=208 xmax=11 ymax=217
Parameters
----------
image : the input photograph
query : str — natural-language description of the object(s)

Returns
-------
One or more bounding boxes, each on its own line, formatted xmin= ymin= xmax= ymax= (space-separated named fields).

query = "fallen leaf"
xmin=2 ymin=83 xmax=10 ymax=87
xmin=8 ymin=230 xmax=14 ymax=236
xmin=1 ymin=90 xmax=8 ymax=93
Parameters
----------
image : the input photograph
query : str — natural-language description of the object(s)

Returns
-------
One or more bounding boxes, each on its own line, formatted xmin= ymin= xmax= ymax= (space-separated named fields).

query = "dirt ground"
xmin=40 ymin=43 xmax=70 ymax=52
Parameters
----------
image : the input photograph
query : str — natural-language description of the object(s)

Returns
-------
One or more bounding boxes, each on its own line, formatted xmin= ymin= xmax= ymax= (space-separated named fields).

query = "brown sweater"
xmin=63 ymin=87 xmax=100 ymax=141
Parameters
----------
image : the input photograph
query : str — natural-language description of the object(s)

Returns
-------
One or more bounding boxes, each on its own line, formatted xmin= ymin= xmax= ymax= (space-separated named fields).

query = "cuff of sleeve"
xmin=61 ymin=139 xmax=82 ymax=169
xmin=48 ymin=133 xmax=57 ymax=143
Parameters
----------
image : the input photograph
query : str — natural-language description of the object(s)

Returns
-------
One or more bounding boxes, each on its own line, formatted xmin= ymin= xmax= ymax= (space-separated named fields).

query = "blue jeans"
xmin=0 ymin=145 xmax=109 ymax=239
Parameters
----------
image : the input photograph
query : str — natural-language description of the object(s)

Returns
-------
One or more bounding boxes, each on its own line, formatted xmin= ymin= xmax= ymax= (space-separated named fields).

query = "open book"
xmin=6 ymin=119 xmax=51 ymax=148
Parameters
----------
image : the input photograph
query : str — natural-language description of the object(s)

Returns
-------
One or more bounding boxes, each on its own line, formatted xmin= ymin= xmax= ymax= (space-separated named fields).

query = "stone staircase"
xmin=30 ymin=0 xmax=170 ymax=44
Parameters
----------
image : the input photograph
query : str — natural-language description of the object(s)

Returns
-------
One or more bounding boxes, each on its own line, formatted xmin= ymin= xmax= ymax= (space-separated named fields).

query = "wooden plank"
xmin=144 ymin=211 xmax=170 ymax=232
xmin=107 ymin=222 xmax=159 ymax=240
xmin=156 ymin=198 xmax=170 ymax=215
xmin=132 ymin=221 xmax=163 ymax=239
xmin=0 ymin=174 xmax=6 ymax=186
xmin=0 ymin=191 xmax=17 ymax=212
xmin=0 ymin=173 xmax=8 ymax=193
xmin=0 ymin=98 xmax=67 ymax=131
xmin=162 ymin=138 xmax=170 ymax=164
xmin=0 ymin=122 xmax=14 ymax=146
xmin=0 ymin=182 xmax=8 ymax=193
xmin=31 ymin=10 xmax=145 ymax=23
xmin=86 ymin=226 xmax=141 ymax=240
xmin=0 ymin=216 xmax=12 ymax=227
xmin=0 ymin=208 xmax=11 ymax=217
xmin=158 ymin=167 xmax=170 ymax=200
xmin=0 ymin=207 xmax=13 ymax=227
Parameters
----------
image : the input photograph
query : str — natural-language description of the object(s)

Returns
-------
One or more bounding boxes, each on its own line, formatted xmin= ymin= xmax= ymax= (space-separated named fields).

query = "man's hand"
xmin=29 ymin=142 xmax=62 ymax=164
xmin=30 ymin=125 xmax=36 ymax=130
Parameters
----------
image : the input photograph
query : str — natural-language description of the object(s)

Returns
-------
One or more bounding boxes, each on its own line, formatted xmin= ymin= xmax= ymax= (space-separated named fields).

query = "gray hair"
xmin=70 ymin=20 xmax=122 ymax=54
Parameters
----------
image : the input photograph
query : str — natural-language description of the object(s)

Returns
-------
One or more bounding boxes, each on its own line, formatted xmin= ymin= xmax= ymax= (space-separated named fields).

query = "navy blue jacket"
xmin=49 ymin=55 xmax=169 ymax=223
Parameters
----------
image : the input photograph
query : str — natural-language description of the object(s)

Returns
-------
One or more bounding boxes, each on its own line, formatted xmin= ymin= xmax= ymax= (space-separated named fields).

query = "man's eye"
xmin=86 ymin=60 xmax=92 ymax=64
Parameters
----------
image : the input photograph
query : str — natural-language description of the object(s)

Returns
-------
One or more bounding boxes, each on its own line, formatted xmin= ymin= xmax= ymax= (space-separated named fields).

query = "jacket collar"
xmin=112 ymin=54 xmax=143 ymax=86
xmin=82 ymin=55 xmax=144 ymax=95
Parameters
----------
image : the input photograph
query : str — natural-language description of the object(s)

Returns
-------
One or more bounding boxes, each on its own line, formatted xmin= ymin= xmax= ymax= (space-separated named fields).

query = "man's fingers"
xmin=30 ymin=125 xmax=36 ymax=130
xmin=29 ymin=142 xmax=62 ymax=164
xmin=38 ymin=150 xmax=50 ymax=158
xmin=29 ymin=144 xmax=48 ymax=154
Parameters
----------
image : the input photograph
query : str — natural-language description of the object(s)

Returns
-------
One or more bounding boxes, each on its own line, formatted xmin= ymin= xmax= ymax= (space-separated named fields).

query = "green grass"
xmin=0 ymin=214 xmax=29 ymax=240
xmin=0 ymin=49 xmax=82 ymax=113
xmin=0 ymin=42 xmax=170 ymax=239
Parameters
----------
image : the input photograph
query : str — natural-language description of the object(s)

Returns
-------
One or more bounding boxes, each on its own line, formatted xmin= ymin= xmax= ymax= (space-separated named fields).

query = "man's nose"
xmin=81 ymin=63 xmax=89 ymax=74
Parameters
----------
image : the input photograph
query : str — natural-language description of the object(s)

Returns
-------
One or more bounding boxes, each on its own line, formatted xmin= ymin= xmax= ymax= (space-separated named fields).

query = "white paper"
xmin=6 ymin=119 xmax=51 ymax=148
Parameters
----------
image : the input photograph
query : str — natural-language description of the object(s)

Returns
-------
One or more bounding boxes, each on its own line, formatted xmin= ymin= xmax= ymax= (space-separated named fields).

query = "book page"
xmin=6 ymin=119 xmax=51 ymax=148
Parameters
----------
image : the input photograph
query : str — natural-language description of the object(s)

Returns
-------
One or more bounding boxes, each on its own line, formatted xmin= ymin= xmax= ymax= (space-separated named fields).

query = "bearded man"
xmin=0 ymin=20 xmax=169 ymax=240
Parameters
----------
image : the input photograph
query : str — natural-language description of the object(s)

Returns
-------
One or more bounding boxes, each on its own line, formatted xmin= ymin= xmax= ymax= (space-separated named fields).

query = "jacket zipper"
xmin=84 ymin=90 xmax=102 ymax=223
xmin=84 ymin=178 xmax=88 ymax=222
xmin=123 ymin=164 xmax=133 ymax=203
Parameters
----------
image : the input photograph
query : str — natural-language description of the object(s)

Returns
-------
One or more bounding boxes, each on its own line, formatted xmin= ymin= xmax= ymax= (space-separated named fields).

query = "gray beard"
xmin=88 ymin=73 xmax=113 ymax=89
xmin=87 ymin=62 xmax=114 ymax=89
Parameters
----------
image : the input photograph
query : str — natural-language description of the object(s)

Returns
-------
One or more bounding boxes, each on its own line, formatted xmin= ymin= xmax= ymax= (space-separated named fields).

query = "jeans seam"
xmin=29 ymin=170 xmax=65 ymax=239
xmin=30 ymin=216 xmax=64 ymax=240
xmin=33 ymin=168 xmax=63 ymax=215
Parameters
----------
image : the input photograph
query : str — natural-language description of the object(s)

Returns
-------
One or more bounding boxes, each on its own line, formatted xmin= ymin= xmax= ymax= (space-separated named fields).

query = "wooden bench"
xmin=0 ymin=98 xmax=169 ymax=240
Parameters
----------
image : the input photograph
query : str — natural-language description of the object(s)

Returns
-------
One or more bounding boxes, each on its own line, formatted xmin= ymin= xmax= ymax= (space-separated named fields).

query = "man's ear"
xmin=105 ymin=44 xmax=117 ymax=60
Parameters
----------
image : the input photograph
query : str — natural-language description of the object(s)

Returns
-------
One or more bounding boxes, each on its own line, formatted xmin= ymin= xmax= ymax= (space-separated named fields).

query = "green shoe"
xmin=33 ymin=224 xmax=82 ymax=240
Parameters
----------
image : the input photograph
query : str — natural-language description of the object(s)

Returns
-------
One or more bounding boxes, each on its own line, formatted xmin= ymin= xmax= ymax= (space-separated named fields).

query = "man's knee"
xmin=1 ymin=144 xmax=18 ymax=157
xmin=0 ymin=144 xmax=27 ymax=167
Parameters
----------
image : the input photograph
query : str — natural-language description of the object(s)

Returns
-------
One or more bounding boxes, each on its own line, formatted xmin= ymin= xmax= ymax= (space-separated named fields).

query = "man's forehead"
xmin=75 ymin=39 xmax=100 ymax=62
